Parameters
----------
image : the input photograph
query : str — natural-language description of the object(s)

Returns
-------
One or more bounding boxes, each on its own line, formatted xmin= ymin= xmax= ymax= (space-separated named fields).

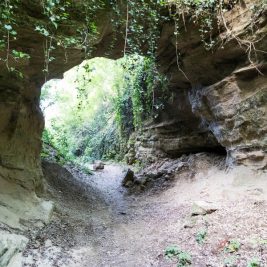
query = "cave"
xmin=0 ymin=0 xmax=266 ymax=266
xmin=0 ymin=0 xmax=266 ymax=192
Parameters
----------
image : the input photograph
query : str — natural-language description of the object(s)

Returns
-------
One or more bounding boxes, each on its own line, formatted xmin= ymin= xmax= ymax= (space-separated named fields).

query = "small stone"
xmin=136 ymin=176 xmax=148 ymax=185
xmin=183 ymin=217 xmax=197 ymax=228
xmin=247 ymin=188 xmax=264 ymax=196
xmin=92 ymin=161 xmax=105 ymax=170
xmin=191 ymin=200 xmax=217 ymax=216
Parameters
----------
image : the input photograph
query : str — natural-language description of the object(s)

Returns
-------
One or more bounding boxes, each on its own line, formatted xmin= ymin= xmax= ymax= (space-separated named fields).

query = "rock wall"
xmin=134 ymin=1 xmax=267 ymax=169
xmin=189 ymin=66 xmax=267 ymax=168
xmin=0 ymin=1 xmax=123 ymax=191
xmin=0 ymin=74 xmax=44 ymax=190
xmin=0 ymin=3 xmax=120 ymax=264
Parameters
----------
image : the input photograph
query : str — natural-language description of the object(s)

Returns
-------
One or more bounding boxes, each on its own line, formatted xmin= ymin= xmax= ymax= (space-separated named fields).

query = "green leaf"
xmin=4 ymin=24 xmax=12 ymax=31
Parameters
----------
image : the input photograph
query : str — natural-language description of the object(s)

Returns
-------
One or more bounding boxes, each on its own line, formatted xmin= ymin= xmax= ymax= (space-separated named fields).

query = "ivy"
xmin=80 ymin=0 xmax=106 ymax=56
xmin=122 ymin=0 xmax=165 ymax=56
xmin=34 ymin=0 xmax=72 ymax=79
xmin=0 ymin=0 xmax=30 ymax=76
xmin=0 ymin=0 xmax=265 ymax=80
xmin=115 ymin=55 xmax=168 ymax=133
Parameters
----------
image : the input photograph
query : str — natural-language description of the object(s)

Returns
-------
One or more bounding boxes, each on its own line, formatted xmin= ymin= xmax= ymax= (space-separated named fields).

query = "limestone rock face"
xmin=0 ymin=173 xmax=53 ymax=266
xmin=134 ymin=1 xmax=267 ymax=169
xmin=0 ymin=0 xmax=266 ymax=195
xmin=0 ymin=176 xmax=53 ymax=231
xmin=189 ymin=68 xmax=267 ymax=168
xmin=0 ymin=1 xmax=123 ymax=191
xmin=0 ymin=232 xmax=28 ymax=267
xmin=0 ymin=76 xmax=44 ymax=190
xmin=134 ymin=119 xmax=222 ymax=164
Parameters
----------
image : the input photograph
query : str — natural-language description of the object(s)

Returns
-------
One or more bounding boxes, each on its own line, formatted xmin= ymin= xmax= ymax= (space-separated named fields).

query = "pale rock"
xmin=0 ymin=232 xmax=28 ymax=267
xmin=191 ymin=200 xmax=218 ymax=216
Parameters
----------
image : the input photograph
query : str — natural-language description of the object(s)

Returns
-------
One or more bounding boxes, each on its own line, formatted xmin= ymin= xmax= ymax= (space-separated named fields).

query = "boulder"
xmin=191 ymin=200 xmax=218 ymax=216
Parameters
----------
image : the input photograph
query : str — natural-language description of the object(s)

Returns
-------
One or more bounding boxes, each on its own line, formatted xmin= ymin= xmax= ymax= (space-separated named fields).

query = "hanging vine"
xmin=164 ymin=0 xmax=267 ymax=77
xmin=0 ymin=0 xmax=30 ymax=77
xmin=115 ymin=55 xmax=169 ymax=131
xmin=35 ymin=0 xmax=71 ymax=80
xmin=0 ymin=0 xmax=266 ymax=80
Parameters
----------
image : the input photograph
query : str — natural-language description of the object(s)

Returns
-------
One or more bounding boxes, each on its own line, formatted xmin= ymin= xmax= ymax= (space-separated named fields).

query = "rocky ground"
xmin=20 ymin=153 xmax=267 ymax=267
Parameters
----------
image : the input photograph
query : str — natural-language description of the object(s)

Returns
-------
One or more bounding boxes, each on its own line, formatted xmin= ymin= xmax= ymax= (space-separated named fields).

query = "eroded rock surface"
xmin=127 ymin=152 xmax=225 ymax=192
xmin=0 ymin=77 xmax=44 ymax=191
xmin=0 ymin=0 xmax=266 ymax=193
xmin=0 ymin=176 xmax=53 ymax=230
xmin=0 ymin=232 xmax=28 ymax=267
xmin=0 ymin=175 xmax=53 ymax=266
xmin=132 ymin=2 xmax=267 ymax=169
xmin=0 ymin=1 xmax=266 ymax=265
xmin=189 ymin=68 xmax=267 ymax=168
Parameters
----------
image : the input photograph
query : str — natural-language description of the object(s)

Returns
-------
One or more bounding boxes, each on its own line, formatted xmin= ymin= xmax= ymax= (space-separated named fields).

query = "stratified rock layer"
xmin=134 ymin=1 xmax=267 ymax=169
xmin=0 ymin=232 xmax=28 ymax=267
xmin=189 ymin=67 xmax=267 ymax=168
xmin=0 ymin=76 xmax=44 ymax=190
xmin=0 ymin=0 xmax=266 ymax=193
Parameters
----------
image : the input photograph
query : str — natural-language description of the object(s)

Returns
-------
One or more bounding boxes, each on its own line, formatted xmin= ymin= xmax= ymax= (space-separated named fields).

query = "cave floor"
xmin=21 ymin=161 xmax=267 ymax=267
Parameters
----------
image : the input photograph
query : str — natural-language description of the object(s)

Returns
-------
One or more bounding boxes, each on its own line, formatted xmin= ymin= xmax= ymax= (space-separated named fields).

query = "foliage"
xmin=1 ymin=0 xmax=265 ymax=80
xmin=165 ymin=245 xmax=192 ymax=266
xmin=114 ymin=55 xmax=168 ymax=132
xmin=196 ymin=230 xmax=207 ymax=244
xmin=123 ymin=0 xmax=165 ymax=56
xmin=225 ymin=240 xmax=241 ymax=253
xmin=165 ymin=245 xmax=181 ymax=259
xmin=35 ymin=0 xmax=72 ymax=78
xmin=41 ymin=56 xmax=165 ymax=163
xmin=0 ymin=0 xmax=30 ymax=76
xmin=247 ymin=258 xmax=261 ymax=267
xmin=41 ymin=58 xmax=119 ymax=162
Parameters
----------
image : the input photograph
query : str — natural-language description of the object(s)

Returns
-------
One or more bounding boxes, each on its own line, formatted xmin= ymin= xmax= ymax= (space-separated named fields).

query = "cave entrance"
xmin=40 ymin=56 xmax=148 ymax=168
xmin=40 ymin=55 xmax=228 ymax=171
xmin=41 ymin=57 xmax=126 ymax=166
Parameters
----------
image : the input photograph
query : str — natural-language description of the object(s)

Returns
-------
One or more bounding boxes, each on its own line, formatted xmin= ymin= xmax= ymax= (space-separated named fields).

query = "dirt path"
xmin=22 ymin=160 xmax=267 ymax=267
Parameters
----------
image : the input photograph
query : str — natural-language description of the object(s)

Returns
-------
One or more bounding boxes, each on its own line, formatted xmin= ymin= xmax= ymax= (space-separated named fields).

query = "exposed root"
xmin=218 ymin=0 xmax=267 ymax=75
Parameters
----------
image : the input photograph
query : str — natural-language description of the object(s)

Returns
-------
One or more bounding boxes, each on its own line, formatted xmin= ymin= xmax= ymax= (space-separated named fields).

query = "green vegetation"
xmin=41 ymin=55 xmax=167 ymax=164
xmin=0 ymin=0 xmax=30 ymax=76
xmin=225 ymin=240 xmax=241 ymax=253
xmin=196 ymin=230 xmax=207 ymax=244
xmin=247 ymin=258 xmax=261 ymax=267
xmin=1 ymin=0 xmax=265 ymax=79
xmin=114 ymin=55 xmax=167 ymax=131
xmin=165 ymin=245 xmax=192 ymax=266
